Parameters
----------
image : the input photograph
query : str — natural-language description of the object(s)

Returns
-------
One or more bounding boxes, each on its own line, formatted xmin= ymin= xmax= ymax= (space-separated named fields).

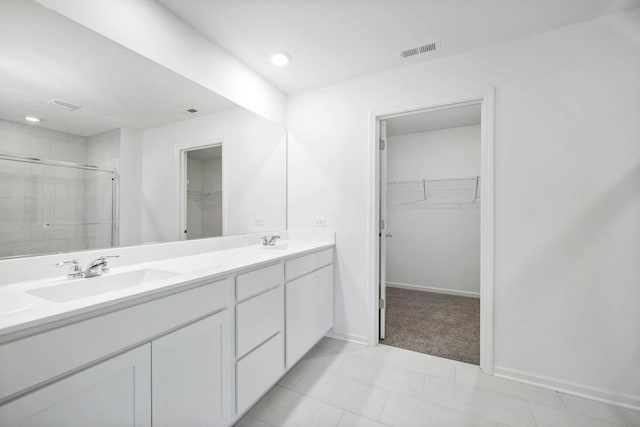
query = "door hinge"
xmin=379 ymin=298 xmax=385 ymax=309
xmin=379 ymin=139 xmax=386 ymax=150
xmin=379 ymin=219 xmax=385 ymax=231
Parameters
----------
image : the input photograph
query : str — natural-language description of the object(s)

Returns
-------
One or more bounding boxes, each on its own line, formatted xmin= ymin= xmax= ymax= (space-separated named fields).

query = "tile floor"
xmin=234 ymin=338 xmax=640 ymax=427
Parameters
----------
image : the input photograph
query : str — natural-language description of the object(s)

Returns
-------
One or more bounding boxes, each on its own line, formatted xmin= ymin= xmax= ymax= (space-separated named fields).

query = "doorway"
xmin=180 ymin=144 xmax=223 ymax=240
xmin=375 ymin=93 xmax=495 ymax=372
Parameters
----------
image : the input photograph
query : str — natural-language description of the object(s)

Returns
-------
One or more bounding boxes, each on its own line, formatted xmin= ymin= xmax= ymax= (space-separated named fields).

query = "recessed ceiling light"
xmin=270 ymin=52 xmax=290 ymax=67
xmin=25 ymin=116 xmax=41 ymax=123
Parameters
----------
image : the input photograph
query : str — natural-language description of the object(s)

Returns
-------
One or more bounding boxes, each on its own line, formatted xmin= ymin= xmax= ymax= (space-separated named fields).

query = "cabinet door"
xmin=313 ymin=264 xmax=334 ymax=342
xmin=152 ymin=310 xmax=233 ymax=427
xmin=285 ymin=274 xmax=314 ymax=367
xmin=0 ymin=344 xmax=151 ymax=427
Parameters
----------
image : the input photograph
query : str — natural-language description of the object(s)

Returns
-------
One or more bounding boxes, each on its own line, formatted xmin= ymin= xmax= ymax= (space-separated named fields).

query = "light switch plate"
xmin=314 ymin=218 xmax=326 ymax=228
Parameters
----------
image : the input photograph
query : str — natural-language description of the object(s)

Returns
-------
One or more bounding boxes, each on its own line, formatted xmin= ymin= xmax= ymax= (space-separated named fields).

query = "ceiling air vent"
xmin=401 ymin=40 xmax=440 ymax=58
xmin=48 ymin=99 xmax=81 ymax=111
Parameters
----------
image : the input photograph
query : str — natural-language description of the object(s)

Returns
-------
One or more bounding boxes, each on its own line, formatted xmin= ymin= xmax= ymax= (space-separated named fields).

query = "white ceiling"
xmin=0 ymin=1 xmax=236 ymax=137
xmin=386 ymin=104 xmax=481 ymax=136
xmin=159 ymin=0 xmax=640 ymax=93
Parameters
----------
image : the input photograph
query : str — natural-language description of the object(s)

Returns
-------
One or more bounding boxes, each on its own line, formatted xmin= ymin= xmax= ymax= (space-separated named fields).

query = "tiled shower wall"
xmin=0 ymin=120 xmax=117 ymax=258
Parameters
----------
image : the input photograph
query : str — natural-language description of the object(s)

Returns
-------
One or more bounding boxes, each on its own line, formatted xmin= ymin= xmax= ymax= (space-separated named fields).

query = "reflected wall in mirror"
xmin=0 ymin=0 xmax=287 ymax=259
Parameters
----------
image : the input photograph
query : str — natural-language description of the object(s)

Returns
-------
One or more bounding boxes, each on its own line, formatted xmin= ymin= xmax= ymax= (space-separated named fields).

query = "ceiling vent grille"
xmin=48 ymin=99 xmax=81 ymax=111
xmin=401 ymin=40 xmax=440 ymax=58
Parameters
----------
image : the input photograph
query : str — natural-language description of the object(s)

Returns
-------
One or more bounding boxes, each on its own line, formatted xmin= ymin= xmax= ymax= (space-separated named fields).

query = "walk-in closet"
xmin=379 ymin=103 xmax=482 ymax=364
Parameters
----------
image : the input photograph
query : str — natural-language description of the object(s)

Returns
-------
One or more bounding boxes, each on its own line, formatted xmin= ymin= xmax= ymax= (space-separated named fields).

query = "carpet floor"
xmin=382 ymin=287 xmax=480 ymax=365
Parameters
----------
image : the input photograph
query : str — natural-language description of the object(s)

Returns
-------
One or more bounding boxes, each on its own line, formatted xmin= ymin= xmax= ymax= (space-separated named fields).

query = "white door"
xmin=0 ymin=344 xmax=151 ymax=427
xmin=152 ymin=310 xmax=233 ymax=427
xmin=379 ymin=120 xmax=389 ymax=340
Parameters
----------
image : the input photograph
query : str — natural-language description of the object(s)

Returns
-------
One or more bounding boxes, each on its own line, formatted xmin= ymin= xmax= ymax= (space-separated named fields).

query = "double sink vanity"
xmin=0 ymin=233 xmax=335 ymax=426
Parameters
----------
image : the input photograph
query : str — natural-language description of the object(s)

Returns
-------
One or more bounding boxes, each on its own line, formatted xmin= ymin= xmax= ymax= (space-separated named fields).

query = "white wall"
xmin=287 ymin=10 xmax=640 ymax=405
xmin=34 ymin=0 xmax=286 ymax=125
xmin=386 ymin=125 xmax=480 ymax=296
xmin=141 ymin=107 xmax=287 ymax=243
xmin=118 ymin=128 xmax=143 ymax=246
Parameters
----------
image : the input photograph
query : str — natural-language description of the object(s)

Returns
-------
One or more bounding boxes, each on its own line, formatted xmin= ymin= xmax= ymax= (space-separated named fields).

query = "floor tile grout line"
xmin=345 ymin=409 xmax=395 ymax=427
xmin=525 ymin=399 xmax=539 ymax=427
xmin=274 ymin=384 xmax=382 ymax=426
xmin=376 ymin=386 xmax=392 ymax=422
xmin=335 ymin=409 xmax=346 ymax=427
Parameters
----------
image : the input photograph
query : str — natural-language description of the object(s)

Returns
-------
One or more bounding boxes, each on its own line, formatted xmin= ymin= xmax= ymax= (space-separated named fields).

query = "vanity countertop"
xmin=0 ymin=239 xmax=334 ymax=342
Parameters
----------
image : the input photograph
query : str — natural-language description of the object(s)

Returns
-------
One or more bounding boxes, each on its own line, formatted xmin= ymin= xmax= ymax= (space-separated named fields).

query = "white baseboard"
xmin=387 ymin=282 xmax=480 ymax=298
xmin=325 ymin=328 xmax=369 ymax=346
xmin=494 ymin=366 xmax=640 ymax=411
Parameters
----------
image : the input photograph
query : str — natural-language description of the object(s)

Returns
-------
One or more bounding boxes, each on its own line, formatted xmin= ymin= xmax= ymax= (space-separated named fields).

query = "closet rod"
xmin=0 ymin=152 xmax=115 ymax=173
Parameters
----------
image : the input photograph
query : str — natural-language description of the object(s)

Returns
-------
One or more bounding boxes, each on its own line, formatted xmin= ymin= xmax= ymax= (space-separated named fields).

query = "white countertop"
xmin=0 ymin=239 xmax=334 ymax=341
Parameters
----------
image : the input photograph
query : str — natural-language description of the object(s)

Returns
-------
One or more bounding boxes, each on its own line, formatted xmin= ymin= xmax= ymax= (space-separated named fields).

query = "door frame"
xmin=176 ymin=141 xmax=225 ymax=241
xmin=369 ymin=88 xmax=495 ymax=374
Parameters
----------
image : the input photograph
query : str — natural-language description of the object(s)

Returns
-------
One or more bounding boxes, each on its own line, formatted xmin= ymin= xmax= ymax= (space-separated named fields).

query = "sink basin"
xmin=27 ymin=269 xmax=180 ymax=303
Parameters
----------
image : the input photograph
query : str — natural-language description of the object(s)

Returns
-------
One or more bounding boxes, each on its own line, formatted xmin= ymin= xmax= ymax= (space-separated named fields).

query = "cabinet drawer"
xmin=236 ymin=333 xmax=284 ymax=414
xmin=236 ymin=286 xmax=283 ymax=358
xmin=236 ymin=263 xmax=283 ymax=301
xmin=285 ymin=248 xmax=333 ymax=281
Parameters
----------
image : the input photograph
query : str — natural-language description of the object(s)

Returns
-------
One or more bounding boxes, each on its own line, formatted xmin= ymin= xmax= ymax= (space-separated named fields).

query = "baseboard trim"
xmin=325 ymin=328 xmax=369 ymax=346
xmin=387 ymin=282 xmax=480 ymax=298
xmin=494 ymin=366 xmax=640 ymax=411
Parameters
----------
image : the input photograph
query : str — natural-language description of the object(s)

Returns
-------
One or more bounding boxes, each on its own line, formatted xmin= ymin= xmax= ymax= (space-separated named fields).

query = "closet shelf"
xmin=387 ymin=175 xmax=480 ymax=205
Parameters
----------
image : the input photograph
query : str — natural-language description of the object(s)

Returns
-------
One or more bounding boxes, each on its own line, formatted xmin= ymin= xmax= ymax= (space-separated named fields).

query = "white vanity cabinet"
xmin=285 ymin=249 xmax=334 ymax=367
xmin=152 ymin=310 xmax=233 ymax=427
xmin=0 ymin=344 xmax=152 ymax=427
xmin=0 ymin=244 xmax=335 ymax=426
xmin=0 ymin=278 xmax=234 ymax=427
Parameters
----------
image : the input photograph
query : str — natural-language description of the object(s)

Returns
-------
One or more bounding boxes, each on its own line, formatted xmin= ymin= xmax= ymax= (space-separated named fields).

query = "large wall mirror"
xmin=0 ymin=1 xmax=287 ymax=259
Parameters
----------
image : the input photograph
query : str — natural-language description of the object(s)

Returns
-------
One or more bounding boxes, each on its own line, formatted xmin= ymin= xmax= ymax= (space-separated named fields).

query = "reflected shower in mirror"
xmin=0 ymin=1 xmax=286 ymax=259
xmin=185 ymin=146 xmax=223 ymax=240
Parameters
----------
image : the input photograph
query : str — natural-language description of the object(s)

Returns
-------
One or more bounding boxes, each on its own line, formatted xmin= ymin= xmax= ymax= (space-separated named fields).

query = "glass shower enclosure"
xmin=0 ymin=153 xmax=117 ymax=258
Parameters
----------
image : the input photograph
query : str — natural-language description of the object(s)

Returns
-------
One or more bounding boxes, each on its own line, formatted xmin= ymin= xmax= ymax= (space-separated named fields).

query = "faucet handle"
xmin=92 ymin=255 xmax=119 ymax=274
xmin=56 ymin=259 xmax=79 ymax=267
xmin=56 ymin=259 xmax=83 ymax=279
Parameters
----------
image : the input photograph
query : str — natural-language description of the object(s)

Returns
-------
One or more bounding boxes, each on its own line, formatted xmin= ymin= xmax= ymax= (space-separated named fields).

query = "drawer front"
xmin=236 ymin=286 xmax=283 ymax=358
xmin=0 ymin=278 xmax=233 ymax=402
xmin=285 ymin=248 xmax=333 ymax=281
xmin=236 ymin=263 xmax=283 ymax=301
xmin=236 ymin=333 xmax=284 ymax=414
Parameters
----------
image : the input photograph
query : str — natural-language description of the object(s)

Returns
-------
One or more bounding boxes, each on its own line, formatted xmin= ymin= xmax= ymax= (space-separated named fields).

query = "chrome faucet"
xmin=56 ymin=259 xmax=84 ymax=279
xmin=56 ymin=255 xmax=120 ymax=279
xmin=261 ymin=235 xmax=281 ymax=246
xmin=84 ymin=255 xmax=120 ymax=278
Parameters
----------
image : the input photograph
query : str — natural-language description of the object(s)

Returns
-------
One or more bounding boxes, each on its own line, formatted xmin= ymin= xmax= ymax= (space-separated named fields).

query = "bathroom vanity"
xmin=0 ymin=237 xmax=334 ymax=426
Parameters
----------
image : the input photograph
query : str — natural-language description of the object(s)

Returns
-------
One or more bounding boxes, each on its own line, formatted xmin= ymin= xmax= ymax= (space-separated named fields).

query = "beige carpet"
xmin=382 ymin=287 xmax=480 ymax=365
